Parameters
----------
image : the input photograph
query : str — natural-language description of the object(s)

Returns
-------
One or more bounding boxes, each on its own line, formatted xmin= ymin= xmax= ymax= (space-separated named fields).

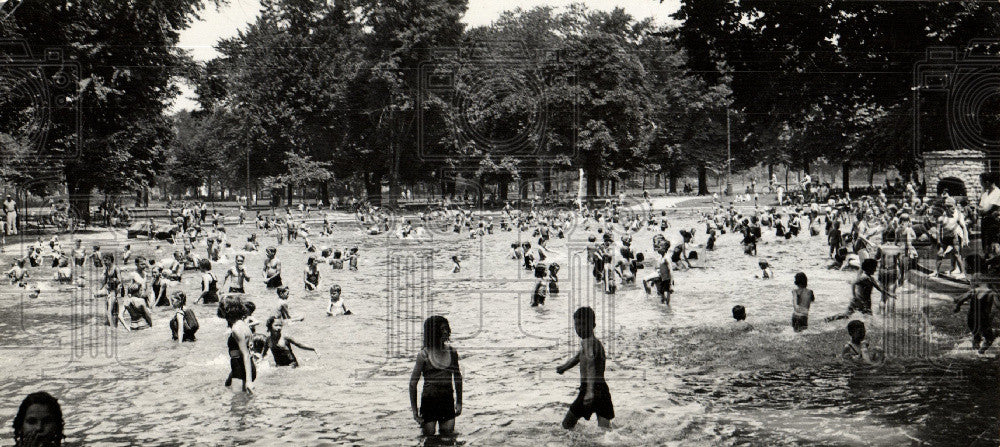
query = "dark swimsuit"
xmin=169 ymin=309 xmax=198 ymax=341
xmin=153 ymin=279 xmax=169 ymax=306
xmin=200 ymin=273 xmax=219 ymax=304
xmin=420 ymin=347 xmax=459 ymax=423
xmin=305 ymin=270 xmax=319 ymax=291
xmin=228 ymin=330 xmax=256 ymax=383
xmin=270 ymin=338 xmax=299 ymax=367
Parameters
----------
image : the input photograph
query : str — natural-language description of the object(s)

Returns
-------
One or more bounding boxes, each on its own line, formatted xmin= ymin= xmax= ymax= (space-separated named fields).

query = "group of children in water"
xmin=6 ymin=188 xmax=999 ymax=441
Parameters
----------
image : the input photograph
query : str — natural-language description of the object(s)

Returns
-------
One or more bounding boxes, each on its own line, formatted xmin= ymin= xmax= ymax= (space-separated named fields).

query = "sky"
xmin=172 ymin=0 xmax=681 ymax=112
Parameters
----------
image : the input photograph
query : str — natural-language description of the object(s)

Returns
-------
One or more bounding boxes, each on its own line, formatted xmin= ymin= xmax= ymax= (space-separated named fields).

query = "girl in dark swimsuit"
xmin=197 ymin=259 xmax=218 ymax=304
xmin=150 ymin=267 xmax=169 ymax=307
xmin=219 ymin=296 xmax=255 ymax=393
xmin=409 ymin=315 xmax=463 ymax=436
xmin=169 ymin=291 xmax=198 ymax=342
xmin=264 ymin=317 xmax=318 ymax=367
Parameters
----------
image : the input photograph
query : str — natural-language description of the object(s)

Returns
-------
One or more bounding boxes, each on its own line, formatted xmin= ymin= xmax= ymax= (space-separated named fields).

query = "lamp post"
xmin=726 ymin=108 xmax=732 ymax=196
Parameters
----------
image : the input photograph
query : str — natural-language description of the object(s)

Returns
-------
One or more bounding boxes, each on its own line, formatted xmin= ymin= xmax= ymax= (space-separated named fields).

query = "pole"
xmin=726 ymin=108 xmax=732 ymax=196
xmin=246 ymin=148 xmax=251 ymax=207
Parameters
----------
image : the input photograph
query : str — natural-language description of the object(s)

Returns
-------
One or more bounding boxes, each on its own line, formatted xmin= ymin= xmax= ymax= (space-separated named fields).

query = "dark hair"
xmin=198 ymin=258 xmax=211 ymax=271
xmin=732 ymin=305 xmax=746 ymax=321
xmin=266 ymin=316 xmax=279 ymax=332
xmin=861 ymin=258 xmax=878 ymax=275
xmin=794 ymin=272 xmax=807 ymax=287
xmin=217 ymin=295 xmax=250 ymax=322
xmin=573 ymin=307 xmax=596 ymax=336
xmin=171 ymin=291 xmax=186 ymax=307
xmin=13 ymin=391 xmax=64 ymax=445
xmin=847 ymin=320 xmax=865 ymax=342
xmin=534 ymin=265 xmax=546 ymax=278
xmin=422 ymin=315 xmax=451 ymax=349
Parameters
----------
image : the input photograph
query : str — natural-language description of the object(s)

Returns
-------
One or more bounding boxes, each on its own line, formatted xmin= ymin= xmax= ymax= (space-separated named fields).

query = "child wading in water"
xmin=220 ymin=295 xmax=255 ymax=393
xmin=169 ymin=291 xmax=199 ymax=343
xmin=304 ymin=256 xmax=320 ymax=291
xmin=265 ymin=316 xmax=318 ymax=367
xmin=826 ymin=259 xmax=894 ymax=321
xmin=531 ymin=264 xmax=548 ymax=307
xmin=410 ymin=315 xmax=463 ymax=436
xmin=326 ymin=284 xmax=352 ymax=315
xmin=557 ymin=306 xmax=614 ymax=430
xmin=841 ymin=320 xmax=878 ymax=365
xmin=791 ymin=272 xmax=814 ymax=332
xmin=196 ymin=259 xmax=218 ymax=304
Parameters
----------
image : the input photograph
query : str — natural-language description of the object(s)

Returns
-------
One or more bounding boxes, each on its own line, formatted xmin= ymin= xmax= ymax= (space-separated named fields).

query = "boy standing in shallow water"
xmin=791 ymin=272 xmax=814 ymax=332
xmin=557 ymin=306 xmax=614 ymax=430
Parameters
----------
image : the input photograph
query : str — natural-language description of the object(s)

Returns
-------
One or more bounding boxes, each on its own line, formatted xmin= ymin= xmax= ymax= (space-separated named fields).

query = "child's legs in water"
xmin=597 ymin=416 xmax=611 ymax=428
xmin=561 ymin=410 xmax=581 ymax=429
xmin=421 ymin=418 xmax=455 ymax=436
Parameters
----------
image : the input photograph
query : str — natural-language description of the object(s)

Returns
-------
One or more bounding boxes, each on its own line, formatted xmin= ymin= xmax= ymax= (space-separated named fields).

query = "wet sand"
xmin=0 ymin=203 xmax=997 ymax=446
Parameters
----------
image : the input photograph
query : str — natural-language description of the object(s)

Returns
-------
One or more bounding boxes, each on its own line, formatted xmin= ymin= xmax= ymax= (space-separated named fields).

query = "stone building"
xmin=922 ymin=149 xmax=987 ymax=199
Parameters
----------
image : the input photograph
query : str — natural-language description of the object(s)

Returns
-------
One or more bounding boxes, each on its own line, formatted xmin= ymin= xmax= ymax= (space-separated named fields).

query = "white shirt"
xmin=979 ymin=186 xmax=1000 ymax=212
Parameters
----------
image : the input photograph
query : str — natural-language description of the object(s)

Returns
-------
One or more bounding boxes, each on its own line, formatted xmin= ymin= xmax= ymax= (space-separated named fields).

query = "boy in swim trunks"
xmin=118 ymin=284 xmax=153 ymax=331
xmin=557 ymin=306 xmax=614 ymax=430
xmin=223 ymin=254 xmax=250 ymax=293
xmin=263 ymin=247 xmax=282 ymax=288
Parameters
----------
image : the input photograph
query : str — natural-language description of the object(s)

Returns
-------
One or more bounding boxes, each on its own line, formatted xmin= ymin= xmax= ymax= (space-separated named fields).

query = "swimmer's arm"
xmin=453 ymin=350 xmax=463 ymax=412
xmin=118 ymin=302 xmax=130 ymax=331
xmin=236 ymin=328 xmax=254 ymax=392
xmin=409 ymin=352 xmax=425 ymax=420
xmin=286 ymin=337 xmax=316 ymax=352
xmin=870 ymin=277 xmax=894 ymax=299
xmin=556 ymin=352 xmax=579 ymax=374
xmin=174 ymin=313 xmax=184 ymax=344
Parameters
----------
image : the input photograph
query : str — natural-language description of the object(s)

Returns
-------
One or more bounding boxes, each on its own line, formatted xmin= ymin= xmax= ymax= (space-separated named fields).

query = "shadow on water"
xmin=682 ymin=359 xmax=1000 ymax=446
xmin=417 ymin=433 xmax=466 ymax=447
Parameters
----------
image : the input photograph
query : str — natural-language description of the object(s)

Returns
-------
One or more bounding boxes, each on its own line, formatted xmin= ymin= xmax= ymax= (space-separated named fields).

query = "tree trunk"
xmin=842 ymin=161 xmax=851 ymax=191
xmin=767 ymin=164 xmax=774 ymax=183
xmin=286 ymin=184 xmax=293 ymax=206
xmin=868 ymin=165 xmax=875 ymax=187
xmin=654 ymin=173 xmax=660 ymax=188
xmin=364 ymin=172 xmax=382 ymax=207
xmin=610 ymin=178 xmax=617 ymax=196
xmin=697 ymin=163 xmax=709 ymax=195
xmin=668 ymin=166 xmax=679 ymax=194
xmin=67 ymin=178 xmax=91 ymax=225
xmin=320 ymin=181 xmax=330 ymax=206
xmin=586 ymin=169 xmax=598 ymax=199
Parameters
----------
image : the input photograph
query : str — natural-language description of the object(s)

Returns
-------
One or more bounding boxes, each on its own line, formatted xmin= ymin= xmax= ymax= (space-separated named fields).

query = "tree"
xmin=5 ymin=0 xmax=218 ymax=221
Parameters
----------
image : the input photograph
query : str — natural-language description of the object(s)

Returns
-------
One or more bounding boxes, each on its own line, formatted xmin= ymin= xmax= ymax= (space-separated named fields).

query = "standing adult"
xmin=4 ymin=195 xmax=17 ymax=235
xmin=978 ymin=172 xmax=1000 ymax=253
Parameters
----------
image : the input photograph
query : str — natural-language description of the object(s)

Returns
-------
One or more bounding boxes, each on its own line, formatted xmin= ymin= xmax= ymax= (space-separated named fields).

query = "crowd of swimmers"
xmin=7 ymin=173 xmax=1000 ymax=442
